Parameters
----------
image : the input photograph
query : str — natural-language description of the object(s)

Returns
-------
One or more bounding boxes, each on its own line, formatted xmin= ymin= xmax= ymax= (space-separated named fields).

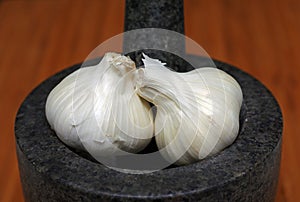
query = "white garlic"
xmin=46 ymin=52 xmax=242 ymax=167
xmin=45 ymin=52 xmax=154 ymax=156
xmin=136 ymin=54 xmax=243 ymax=165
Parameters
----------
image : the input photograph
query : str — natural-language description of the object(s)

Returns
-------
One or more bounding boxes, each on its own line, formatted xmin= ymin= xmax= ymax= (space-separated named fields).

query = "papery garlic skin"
xmin=46 ymin=53 xmax=153 ymax=156
xmin=137 ymin=54 xmax=243 ymax=165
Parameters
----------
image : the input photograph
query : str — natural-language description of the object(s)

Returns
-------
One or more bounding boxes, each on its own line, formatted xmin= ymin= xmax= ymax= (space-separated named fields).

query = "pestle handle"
xmin=123 ymin=0 xmax=186 ymax=71
xmin=124 ymin=0 xmax=184 ymax=34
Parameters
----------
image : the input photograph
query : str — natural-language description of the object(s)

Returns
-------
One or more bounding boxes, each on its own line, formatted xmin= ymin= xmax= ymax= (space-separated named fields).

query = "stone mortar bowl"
xmin=15 ymin=54 xmax=282 ymax=201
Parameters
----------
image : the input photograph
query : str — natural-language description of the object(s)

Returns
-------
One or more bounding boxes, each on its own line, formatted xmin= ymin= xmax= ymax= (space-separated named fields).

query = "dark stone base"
xmin=15 ymin=55 xmax=282 ymax=201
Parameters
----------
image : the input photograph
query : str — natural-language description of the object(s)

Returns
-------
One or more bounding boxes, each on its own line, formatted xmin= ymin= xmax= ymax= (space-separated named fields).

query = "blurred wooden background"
xmin=0 ymin=0 xmax=299 ymax=201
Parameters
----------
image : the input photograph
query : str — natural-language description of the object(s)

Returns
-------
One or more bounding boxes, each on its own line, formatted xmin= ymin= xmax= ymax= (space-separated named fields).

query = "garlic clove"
xmin=137 ymin=54 xmax=243 ymax=165
xmin=46 ymin=52 xmax=154 ymax=156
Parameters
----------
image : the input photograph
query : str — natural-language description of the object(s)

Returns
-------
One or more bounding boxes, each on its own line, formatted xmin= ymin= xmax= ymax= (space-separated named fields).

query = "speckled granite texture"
xmin=124 ymin=0 xmax=184 ymax=33
xmin=15 ymin=55 xmax=282 ymax=202
xmin=123 ymin=0 xmax=185 ymax=71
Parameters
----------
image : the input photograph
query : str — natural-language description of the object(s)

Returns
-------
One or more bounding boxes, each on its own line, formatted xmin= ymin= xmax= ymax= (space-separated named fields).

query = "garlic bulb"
xmin=136 ymin=54 xmax=243 ymax=165
xmin=46 ymin=52 xmax=153 ymax=156
xmin=46 ymin=51 xmax=242 ymax=167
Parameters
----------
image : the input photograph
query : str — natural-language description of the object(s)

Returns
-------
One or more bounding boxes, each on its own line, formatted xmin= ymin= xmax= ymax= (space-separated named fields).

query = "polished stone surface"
xmin=124 ymin=0 xmax=186 ymax=71
xmin=124 ymin=0 xmax=184 ymax=33
xmin=15 ymin=55 xmax=282 ymax=201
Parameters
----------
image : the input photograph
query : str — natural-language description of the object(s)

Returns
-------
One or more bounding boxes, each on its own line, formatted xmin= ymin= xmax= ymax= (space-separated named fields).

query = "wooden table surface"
xmin=0 ymin=0 xmax=299 ymax=201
